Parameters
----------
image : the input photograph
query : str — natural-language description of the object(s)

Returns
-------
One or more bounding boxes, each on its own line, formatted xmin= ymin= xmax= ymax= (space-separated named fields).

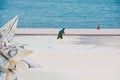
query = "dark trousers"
xmin=57 ymin=33 xmax=63 ymax=39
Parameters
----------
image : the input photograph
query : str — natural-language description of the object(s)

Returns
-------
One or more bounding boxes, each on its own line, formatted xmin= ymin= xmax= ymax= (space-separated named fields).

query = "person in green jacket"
xmin=57 ymin=28 xmax=65 ymax=39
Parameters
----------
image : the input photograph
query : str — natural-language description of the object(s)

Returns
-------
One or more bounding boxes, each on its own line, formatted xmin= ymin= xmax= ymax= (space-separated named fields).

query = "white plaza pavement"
xmin=15 ymin=35 xmax=120 ymax=80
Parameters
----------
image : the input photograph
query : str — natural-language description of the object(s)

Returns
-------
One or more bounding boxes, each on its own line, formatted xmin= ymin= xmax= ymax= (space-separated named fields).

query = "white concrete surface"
xmin=15 ymin=36 xmax=120 ymax=80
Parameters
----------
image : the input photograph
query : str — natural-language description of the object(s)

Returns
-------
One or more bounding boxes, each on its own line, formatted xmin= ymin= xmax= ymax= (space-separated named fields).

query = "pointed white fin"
xmin=1 ymin=15 xmax=18 ymax=35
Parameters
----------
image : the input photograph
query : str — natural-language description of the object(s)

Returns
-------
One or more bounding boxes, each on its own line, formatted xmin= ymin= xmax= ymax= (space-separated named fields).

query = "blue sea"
xmin=0 ymin=0 xmax=120 ymax=29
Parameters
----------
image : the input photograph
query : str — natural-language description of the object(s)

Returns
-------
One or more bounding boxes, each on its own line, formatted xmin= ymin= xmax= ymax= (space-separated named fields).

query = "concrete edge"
xmin=16 ymin=28 xmax=120 ymax=36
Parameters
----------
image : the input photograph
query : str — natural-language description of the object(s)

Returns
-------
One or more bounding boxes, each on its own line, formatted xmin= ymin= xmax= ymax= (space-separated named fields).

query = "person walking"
xmin=97 ymin=24 xmax=100 ymax=30
xmin=57 ymin=28 xmax=65 ymax=39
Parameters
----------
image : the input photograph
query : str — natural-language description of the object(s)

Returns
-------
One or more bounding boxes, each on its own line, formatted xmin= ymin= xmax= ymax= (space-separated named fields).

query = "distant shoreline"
xmin=16 ymin=28 xmax=120 ymax=36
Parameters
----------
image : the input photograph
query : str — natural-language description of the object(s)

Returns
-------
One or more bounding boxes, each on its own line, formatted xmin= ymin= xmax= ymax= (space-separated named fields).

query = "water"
xmin=0 ymin=0 xmax=120 ymax=29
